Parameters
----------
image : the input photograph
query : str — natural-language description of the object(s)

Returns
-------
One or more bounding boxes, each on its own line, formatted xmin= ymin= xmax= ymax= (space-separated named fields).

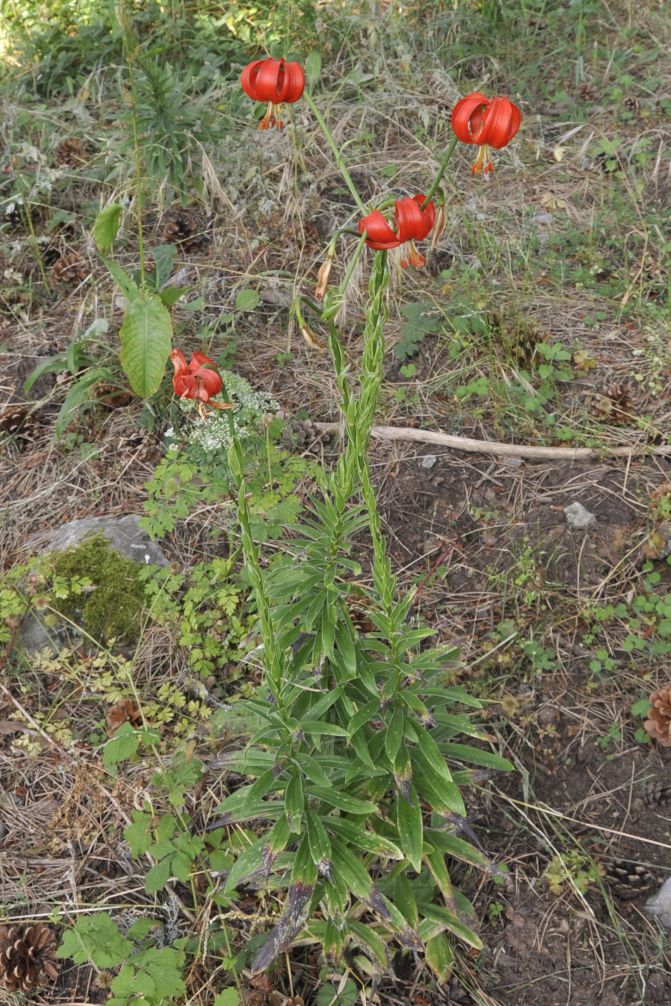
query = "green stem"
xmin=118 ymin=0 xmax=146 ymax=285
xmin=422 ymin=135 xmax=458 ymax=209
xmin=222 ymin=396 xmax=287 ymax=717
xmin=303 ymin=90 xmax=367 ymax=215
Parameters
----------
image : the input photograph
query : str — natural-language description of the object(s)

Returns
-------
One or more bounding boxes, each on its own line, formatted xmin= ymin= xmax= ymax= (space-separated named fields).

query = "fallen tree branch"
xmin=313 ymin=422 xmax=671 ymax=461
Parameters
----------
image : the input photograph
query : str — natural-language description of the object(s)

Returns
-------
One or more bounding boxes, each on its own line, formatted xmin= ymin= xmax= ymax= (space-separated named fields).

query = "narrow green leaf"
xmin=396 ymin=787 xmax=423 ymax=872
xmin=326 ymin=818 xmax=403 ymax=859
xmin=119 ymin=290 xmax=172 ymax=398
xmin=441 ymin=742 xmax=514 ymax=772
xmin=330 ymin=838 xmax=372 ymax=899
xmin=347 ymin=699 xmax=380 ymax=738
xmin=425 ymin=933 xmax=454 ymax=983
xmin=224 ymin=837 xmax=265 ymax=893
xmin=420 ymin=904 xmax=483 ymax=950
xmin=300 ymin=721 xmax=349 ymax=737
xmin=306 ymin=811 xmax=332 ymax=870
xmin=310 ymin=788 xmax=378 ymax=815
xmin=385 ymin=707 xmax=404 ymax=764
xmin=93 ymin=202 xmax=122 ymax=252
xmin=284 ymin=773 xmax=304 ymax=833
xmin=347 ymin=920 xmax=388 ymax=969
xmin=425 ymin=830 xmax=491 ymax=870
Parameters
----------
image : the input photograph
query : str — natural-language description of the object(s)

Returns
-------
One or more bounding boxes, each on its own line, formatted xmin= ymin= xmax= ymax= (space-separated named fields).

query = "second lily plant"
xmin=175 ymin=57 xmax=521 ymax=976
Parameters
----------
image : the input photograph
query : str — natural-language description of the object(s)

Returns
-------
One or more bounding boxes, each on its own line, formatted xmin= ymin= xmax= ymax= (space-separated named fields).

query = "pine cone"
xmin=0 ymin=923 xmax=59 ymax=993
xmin=160 ymin=207 xmax=209 ymax=251
xmin=644 ymin=688 xmax=671 ymax=746
xmin=593 ymin=382 xmax=634 ymax=425
xmin=578 ymin=81 xmax=598 ymax=101
xmin=54 ymin=137 xmax=87 ymax=167
xmin=623 ymin=95 xmax=641 ymax=114
xmin=51 ymin=250 xmax=89 ymax=284
xmin=602 ymin=860 xmax=655 ymax=900
xmin=107 ymin=698 xmax=143 ymax=733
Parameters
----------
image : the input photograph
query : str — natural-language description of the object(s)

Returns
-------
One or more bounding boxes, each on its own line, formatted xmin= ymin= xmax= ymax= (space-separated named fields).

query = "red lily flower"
xmin=358 ymin=194 xmax=436 ymax=268
xmin=240 ymin=57 xmax=305 ymax=130
xmin=451 ymin=92 xmax=521 ymax=174
xmin=170 ymin=349 xmax=232 ymax=411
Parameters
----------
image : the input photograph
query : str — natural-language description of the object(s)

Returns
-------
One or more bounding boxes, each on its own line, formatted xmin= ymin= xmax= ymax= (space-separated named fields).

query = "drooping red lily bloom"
xmin=170 ymin=349 xmax=231 ymax=410
xmin=358 ymin=194 xmax=436 ymax=268
xmin=451 ymin=92 xmax=521 ymax=174
xmin=240 ymin=57 xmax=305 ymax=130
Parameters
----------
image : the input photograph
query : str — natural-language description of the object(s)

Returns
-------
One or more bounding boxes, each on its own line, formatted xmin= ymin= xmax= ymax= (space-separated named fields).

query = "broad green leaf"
xmin=396 ymin=787 xmax=423 ymax=872
xmin=425 ymin=933 xmax=454 ymax=983
xmin=119 ymin=289 xmax=172 ymax=398
xmin=159 ymin=285 xmax=188 ymax=307
xmin=148 ymin=243 xmax=176 ymax=287
xmin=305 ymin=51 xmax=322 ymax=86
xmin=235 ymin=288 xmax=260 ymax=311
xmin=93 ymin=202 xmax=122 ymax=252
xmin=124 ymin=810 xmax=152 ymax=857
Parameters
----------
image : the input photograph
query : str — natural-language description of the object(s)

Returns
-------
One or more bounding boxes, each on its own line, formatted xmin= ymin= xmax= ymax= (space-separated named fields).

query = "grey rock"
xmin=39 ymin=514 xmax=169 ymax=566
xmin=644 ymin=877 xmax=671 ymax=929
xmin=21 ymin=515 xmax=168 ymax=653
xmin=421 ymin=454 xmax=437 ymax=469
xmin=564 ymin=501 xmax=597 ymax=530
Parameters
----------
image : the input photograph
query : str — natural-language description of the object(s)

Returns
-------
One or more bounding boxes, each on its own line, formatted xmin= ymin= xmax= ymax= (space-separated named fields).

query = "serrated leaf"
xmin=119 ymin=289 xmax=173 ymax=398
xmin=93 ymin=202 xmax=122 ymax=252
xmin=145 ymin=857 xmax=172 ymax=893
xmin=215 ymin=991 xmax=240 ymax=1006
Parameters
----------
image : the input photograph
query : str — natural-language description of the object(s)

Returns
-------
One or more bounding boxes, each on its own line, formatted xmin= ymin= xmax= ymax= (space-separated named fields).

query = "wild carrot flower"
xmin=358 ymin=194 xmax=436 ymax=268
xmin=170 ymin=349 xmax=232 ymax=412
xmin=240 ymin=57 xmax=305 ymax=130
xmin=451 ymin=92 xmax=521 ymax=174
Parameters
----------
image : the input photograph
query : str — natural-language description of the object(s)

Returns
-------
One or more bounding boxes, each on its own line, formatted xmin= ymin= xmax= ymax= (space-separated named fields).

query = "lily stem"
xmin=422 ymin=135 xmax=459 ymax=209
xmin=304 ymin=90 xmax=367 ymax=215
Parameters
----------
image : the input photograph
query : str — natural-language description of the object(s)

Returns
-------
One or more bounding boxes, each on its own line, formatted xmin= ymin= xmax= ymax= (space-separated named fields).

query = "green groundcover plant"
xmin=60 ymin=26 xmax=524 ymax=999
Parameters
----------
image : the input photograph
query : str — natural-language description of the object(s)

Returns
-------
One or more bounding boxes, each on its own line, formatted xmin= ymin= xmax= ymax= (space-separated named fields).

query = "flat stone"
xmin=645 ymin=877 xmax=671 ymax=929
xmin=564 ymin=501 xmax=597 ymax=530
xmin=38 ymin=514 xmax=169 ymax=566
xmin=21 ymin=515 xmax=168 ymax=653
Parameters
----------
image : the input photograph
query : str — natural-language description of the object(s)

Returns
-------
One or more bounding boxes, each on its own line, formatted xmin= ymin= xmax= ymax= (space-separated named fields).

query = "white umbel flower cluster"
xmin=179 ymin=369 xmax=279 ymax=454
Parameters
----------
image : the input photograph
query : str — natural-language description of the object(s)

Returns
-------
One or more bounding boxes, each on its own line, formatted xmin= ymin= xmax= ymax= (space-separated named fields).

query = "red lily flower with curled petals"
xmin=240 ymin=57 xmax=305 ymax=130
xmin=358 ymin=194 xmax=436 ymax=268
xmin=170 ymin=349 xmax=232 ymax=412
xmin=451 ymin=91 xmax=521 ymax=174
